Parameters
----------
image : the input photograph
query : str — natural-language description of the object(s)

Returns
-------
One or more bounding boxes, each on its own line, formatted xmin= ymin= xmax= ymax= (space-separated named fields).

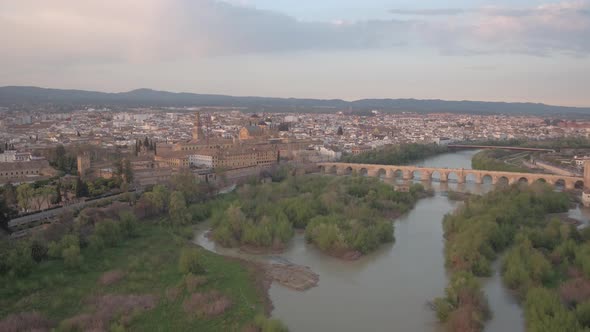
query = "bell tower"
xmin=192 ymin=112 xmax=204 ymax=142
xmin=582 ymin=160 xmax=590 ymax=207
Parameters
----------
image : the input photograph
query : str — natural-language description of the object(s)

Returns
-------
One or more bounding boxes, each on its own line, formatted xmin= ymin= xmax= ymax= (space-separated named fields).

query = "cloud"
xmin=389 ymin=9 xmax=466 ymax=16
xmin=0 ymin=0 xmax=410 ymax=65
xmin=0 ymin=0 xmax=588 ymax=68
xmin=411 ymin=1 xmax=590 ymax=56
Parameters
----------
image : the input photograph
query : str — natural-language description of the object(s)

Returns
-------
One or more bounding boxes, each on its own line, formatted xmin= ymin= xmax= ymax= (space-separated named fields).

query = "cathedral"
xmin=158 ymin=112 xmax=280 ymax=170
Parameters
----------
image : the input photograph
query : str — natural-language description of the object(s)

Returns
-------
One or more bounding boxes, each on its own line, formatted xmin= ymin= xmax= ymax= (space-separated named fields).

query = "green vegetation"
xmin=0 ymin=222 xmax=271 ymax=331
xmin=341 ymin=143 xmax=448 ymax=165
xmin=0 ymin=187 xmax=275 ymax=331
xmin=501 ymin=213 xmax=590 ymax=331
xmin=433 ymin=272 xmax=490 ymax=331
xmin=211 ymin=175 xmax=425 ymax=257
xmin=461 ymin=137 xmax=590 ymax=150
xmin=434 ymin=183 xmax=570 ymax=331
xmin=471 ymin=150 xmax=529 ymax=173
xmin=48 ymin=145 xmax=77 ymax=175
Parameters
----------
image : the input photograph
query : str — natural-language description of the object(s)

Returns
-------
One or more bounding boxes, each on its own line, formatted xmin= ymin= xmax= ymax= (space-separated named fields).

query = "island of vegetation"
xmin=340 ymin=143 xmax=448 ymax=165
xmin=210 ymin=175 xmax=427 ymax=259
xmin=471 ymin=150 xmax=530 ymax=173
xmin=433 ymin=183 xmax=576 ymax=332
xmin=0 ymin=172 xmax=288 ymax=332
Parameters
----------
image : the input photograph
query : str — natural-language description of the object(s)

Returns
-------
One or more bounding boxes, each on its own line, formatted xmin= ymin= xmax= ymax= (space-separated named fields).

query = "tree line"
xmin=471 ymin=150 xmax=529 ymax=173
xmin=340 ymin=143 xmax=448 ymax=165
xmin=433 ymin=183 xmax=572 ymax=331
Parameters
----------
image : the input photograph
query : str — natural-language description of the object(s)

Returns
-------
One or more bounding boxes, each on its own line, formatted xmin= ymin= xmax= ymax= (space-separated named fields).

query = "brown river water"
xmin=194 ymin=149 xmax=590 ymax=332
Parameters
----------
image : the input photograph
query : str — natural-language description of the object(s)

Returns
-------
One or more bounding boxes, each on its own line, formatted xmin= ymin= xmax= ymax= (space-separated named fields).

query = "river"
xmin=194 ymin=149 xmax=590 ymax=332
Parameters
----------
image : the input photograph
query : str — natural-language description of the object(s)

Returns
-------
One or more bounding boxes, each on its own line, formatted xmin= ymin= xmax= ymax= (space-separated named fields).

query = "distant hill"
xmin=1 ymin=86 xmax=588 ymax=116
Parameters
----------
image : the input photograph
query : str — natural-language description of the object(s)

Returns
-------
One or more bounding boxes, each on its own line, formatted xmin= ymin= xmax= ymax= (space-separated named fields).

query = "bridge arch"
xmin=465 ymin=172 xmax=477 ymax=184
xmin=431 ymin=171 xmax=442 ymax=182
xmin=576 ymin=180 xmax=585 ymax=190
xmin=388 ymin=169 xmax=402 ymax=179
xmin=359 ymin=168 xmax=369 ymax=177
xmin=482 ymin=174 xmax=493 ymax=184
xmin=328 ymin=165 xmax=337 ymax=174
xmin=497 ymin=176 xmax=509 ymax=186
xmin=518 ymin=177 xmax=529 ymax=185
xmin=447 ymin=171 xmax=459 ymax=183
xmin=343 ymin=166 xmax=353 ymax=175
xmin=554 ymin=179 xmax=566 ymax=189
xmin=377 ymin=168 xmax=387 ymax=178
xmin=412 ymin=170 xmax=422 ymax=181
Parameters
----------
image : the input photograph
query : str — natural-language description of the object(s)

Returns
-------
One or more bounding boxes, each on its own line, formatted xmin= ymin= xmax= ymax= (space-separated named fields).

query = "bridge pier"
xmin=422 ymin=171 xmax=432 ymax=182
xmin=439 ymin=172 xmax=448 ymax=182
xmin=368 ymin=169 xmax=380 ymax=177
xmin=474 ymin=174 xmax=483 ymax=184
xmin=491 ymin=176 xmax=500 ymax=185
xmin=403 ymin=170 xmax=413 ymax=181
xmin=336 ymin=168 xmax=349 ymax=176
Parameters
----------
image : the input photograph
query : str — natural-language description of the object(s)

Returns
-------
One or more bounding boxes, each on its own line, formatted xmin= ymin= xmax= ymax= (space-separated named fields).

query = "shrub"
xmin=62 ymin=245 xmax=83 ymax=269
xmin=88 ymin=235 xmax=105 ymax=253
xmin=48 ymin=234 xmax=79 ymax=259
xmin=7 ymin=243 xmax=35 ymax=277
xmin=253 ymin=314 xmax=289 ymax=332
xmin=119 ymin=211 xmax=138 ymax=238
xmin=94 ymin=220 xmax=123 ymax=247
xmin=179 ymin=247 xmax=205 ymax=275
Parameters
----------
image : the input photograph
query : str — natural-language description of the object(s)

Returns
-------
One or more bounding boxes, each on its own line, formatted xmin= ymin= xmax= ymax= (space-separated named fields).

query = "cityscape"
xmin=2 ymin=1 xmax=590 ymax=332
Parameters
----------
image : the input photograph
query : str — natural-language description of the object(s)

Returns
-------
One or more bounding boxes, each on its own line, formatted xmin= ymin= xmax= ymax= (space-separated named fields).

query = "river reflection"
xmin=194 ymin=149 xmax=590 ymax=332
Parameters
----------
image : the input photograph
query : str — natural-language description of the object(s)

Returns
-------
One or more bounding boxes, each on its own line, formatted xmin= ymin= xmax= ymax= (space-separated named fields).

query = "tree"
xmin=179 ymin=247 xmax=204 ymax=274
xmin=75 ymin=177 xmax=88 ymax=198
xmin=525 ymin=287 xmax=580 ymax=332
xmin=16 ymin=184 xmax=34 ymax=212
xmin=169 ymin=191 xmax=190 ymax=226
xmin=62 ymin=244 xmax=83 ymax=269
xmin=337 ymin=126 xmax=344 ymax=135
xmin=54 ymin=182 xmax=62 ymax=204
xmin=3 ymin=182 xmax=17 ymax=207
xmin=34 ymin=186 xmax=55 ymax=210
xmin=123 ymin=159 xmax=134 ymax=184
xmin=94 ymin=220 xmax=123 ymax=247
xmin=0 ymin=199 xmax=17 ymax=230
xmin=170 ymin=172 xmax=207 ymax=203
xmin=119 ymin=211 xmax=138 ymax=237
xmin=6 ymin=241 xmax=34 ymax=276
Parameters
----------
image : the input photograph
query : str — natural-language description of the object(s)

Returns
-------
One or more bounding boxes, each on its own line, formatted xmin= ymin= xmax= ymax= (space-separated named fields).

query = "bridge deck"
xmin=317 ymin=162 xmax=585 ymax=189
xmin=447 ymin=145 xmax=555 ymax=152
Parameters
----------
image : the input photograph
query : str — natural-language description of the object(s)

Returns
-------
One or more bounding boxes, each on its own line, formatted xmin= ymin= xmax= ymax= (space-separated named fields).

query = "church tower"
xmin=583 ymin=160 xmax=590 ymax=207
xmin=192 ymin=112 xmax=205 ymax=142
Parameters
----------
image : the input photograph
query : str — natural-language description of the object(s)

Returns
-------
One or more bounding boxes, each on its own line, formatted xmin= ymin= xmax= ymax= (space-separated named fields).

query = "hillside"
xmin=1 ymin=86 xmax=588 ymax=116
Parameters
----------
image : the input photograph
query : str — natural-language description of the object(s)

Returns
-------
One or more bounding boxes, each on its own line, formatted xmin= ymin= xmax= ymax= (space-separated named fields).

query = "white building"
xmin=188 ymin=154 xmax=213 ymax=168
xmin=0 ymin=151 xmax=32 ymax=163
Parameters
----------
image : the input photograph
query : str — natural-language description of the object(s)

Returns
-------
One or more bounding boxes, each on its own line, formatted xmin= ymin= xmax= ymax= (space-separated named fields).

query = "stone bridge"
xmin=317 ymin=162 xmax=586 ymax=190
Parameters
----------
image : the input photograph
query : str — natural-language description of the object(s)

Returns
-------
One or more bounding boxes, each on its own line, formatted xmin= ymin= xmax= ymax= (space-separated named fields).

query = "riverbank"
xmin=0 ymin=222 xmax=273 ymax=331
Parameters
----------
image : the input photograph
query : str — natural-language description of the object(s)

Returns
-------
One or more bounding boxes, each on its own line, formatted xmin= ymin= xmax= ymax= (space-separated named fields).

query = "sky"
xmin=1 ymin=0 xmax=589 ymax=106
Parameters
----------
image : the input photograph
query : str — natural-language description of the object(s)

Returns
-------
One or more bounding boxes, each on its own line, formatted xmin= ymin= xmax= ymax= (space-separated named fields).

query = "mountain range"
xmin=1 ymin=86 xmax=588 ymax=116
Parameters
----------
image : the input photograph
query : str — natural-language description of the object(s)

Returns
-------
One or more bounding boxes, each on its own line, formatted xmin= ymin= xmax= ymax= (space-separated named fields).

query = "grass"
xmin=0 ymin=222 xmax=268 ymax=331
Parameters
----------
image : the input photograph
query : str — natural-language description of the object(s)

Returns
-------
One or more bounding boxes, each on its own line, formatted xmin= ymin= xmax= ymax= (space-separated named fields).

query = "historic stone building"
xmin=0 ymin=160 xmax=57 ymax=183
xmin=159 ymin=112 xmax=281 ymax=172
